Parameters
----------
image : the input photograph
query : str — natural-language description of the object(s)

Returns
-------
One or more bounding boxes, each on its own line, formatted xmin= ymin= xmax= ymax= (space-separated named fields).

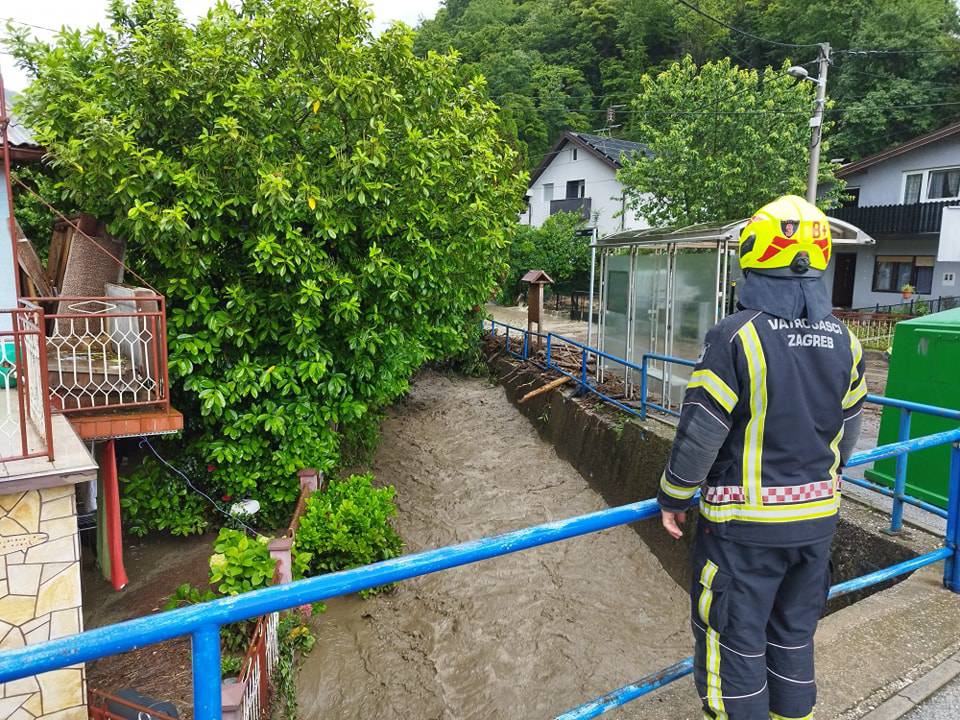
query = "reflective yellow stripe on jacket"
xmin=843 ymin=331 xmax=867 ymax=409
xmin=688 ymin=369 xmax=738 ymax=413
xmin=737 ymin=321 xmax=767 ymax=508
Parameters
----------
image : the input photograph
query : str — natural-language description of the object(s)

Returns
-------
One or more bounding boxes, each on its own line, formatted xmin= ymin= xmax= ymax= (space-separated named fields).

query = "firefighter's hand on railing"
xmin=661 ymin=510 xmax=686 ymax=540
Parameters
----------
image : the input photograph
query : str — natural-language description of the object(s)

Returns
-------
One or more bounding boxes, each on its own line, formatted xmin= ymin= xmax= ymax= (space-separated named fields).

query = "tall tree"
xmin=7 ymin=0 xmax=526 ymax=533
xmin=618 ymin=57 xmax=843 ymax=226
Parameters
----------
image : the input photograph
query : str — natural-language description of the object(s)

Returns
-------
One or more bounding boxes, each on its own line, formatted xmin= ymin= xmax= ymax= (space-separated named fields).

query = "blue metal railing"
xmin=0 ymin=322 xmax=956 ymax=719
xmin=486 ymin=320 xmax=960 ymax=533
xmin=0 ymin=423 xmax=956 ymax=718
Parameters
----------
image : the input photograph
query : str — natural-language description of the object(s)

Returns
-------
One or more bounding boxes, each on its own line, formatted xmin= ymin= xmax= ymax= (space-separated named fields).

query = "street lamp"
xmin=787 ymin=44 xmax=832 ymax=203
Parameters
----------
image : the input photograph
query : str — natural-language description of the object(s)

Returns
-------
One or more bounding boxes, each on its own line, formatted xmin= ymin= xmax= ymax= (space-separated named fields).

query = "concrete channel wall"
xmin=485 ymin=350 xmax=917 ymax=608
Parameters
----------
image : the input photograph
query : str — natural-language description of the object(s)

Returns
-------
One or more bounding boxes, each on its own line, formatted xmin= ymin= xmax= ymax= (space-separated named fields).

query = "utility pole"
xmin=805 ymin=42 xmax=831 ymax=203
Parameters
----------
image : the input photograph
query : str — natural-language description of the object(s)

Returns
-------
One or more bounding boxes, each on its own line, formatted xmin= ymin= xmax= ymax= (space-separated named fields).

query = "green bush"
xmin=8 ymin=0 xmax=525 ymax=536
xmin=497 ymin=212 xmax=589 ymax=304
xmin=209 ymin=529 xmax=277 ymax=596
xmin=293 ymin=474 xmax=403 ymax=581
xmin=121 ymin=454 xmax=209 ymax=537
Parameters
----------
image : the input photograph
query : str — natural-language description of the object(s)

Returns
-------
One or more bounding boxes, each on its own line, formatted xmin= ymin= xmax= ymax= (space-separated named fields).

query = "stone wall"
xmin=0 ymin=486 xmax=85 ymax=720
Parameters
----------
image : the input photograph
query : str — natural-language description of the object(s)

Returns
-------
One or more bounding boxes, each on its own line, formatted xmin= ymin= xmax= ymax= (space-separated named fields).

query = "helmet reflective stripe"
xmin=688 ymin=369 xmax=738 ymax=413
xmin=737 ymin=322 xmax=767 ymax=508
xmin=739 ymin=195 xmax=832 ymax=273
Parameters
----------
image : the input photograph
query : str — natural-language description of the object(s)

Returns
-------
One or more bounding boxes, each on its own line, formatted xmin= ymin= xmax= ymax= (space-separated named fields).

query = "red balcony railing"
xmin=30 ymin=294 xmax=170 ymax=414
xmin=0 ymin=301 xmax=54 ymax=462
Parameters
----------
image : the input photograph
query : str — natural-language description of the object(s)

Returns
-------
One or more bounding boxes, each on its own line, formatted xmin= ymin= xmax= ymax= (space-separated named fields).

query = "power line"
xmin=839 ymin=47 xmax=960 ymax=56
xmin=671 ymin=0 xmax=821 ymax=50
xmin=3 ymin=18 xmax=58 ymax=33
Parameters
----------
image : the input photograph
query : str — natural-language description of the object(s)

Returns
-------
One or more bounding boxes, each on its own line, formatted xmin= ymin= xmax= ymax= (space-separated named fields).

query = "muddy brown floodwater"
xmin=296 ymin=370 xmax=692 ymax=719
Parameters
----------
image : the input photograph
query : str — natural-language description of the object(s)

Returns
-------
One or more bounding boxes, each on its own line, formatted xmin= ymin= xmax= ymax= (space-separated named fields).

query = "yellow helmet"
xmin=739 ymin=195 xmax=831 ymax=276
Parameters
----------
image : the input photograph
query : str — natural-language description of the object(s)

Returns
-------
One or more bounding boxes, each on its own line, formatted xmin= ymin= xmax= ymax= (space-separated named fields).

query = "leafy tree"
xmin=618 ymin=56 xmax=844 ymax=227
xmin=7 ymin=0 xmax=526 ymax=530
xmin=498 ymin=211 xmax=588 ymax=303
xmin=412 ymin=0 xmax=960 ymax=164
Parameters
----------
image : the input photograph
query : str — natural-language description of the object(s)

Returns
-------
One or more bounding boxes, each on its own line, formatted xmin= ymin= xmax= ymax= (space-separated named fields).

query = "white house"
xmin=519 ymin=131 xmax=649 ymax=237
xmin=830 ymin=122 xmax=960 ymax=310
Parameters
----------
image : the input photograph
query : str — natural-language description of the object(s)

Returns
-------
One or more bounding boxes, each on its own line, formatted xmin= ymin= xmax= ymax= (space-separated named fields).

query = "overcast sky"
xmin=2 ymin=0 xmax=442 ymax=90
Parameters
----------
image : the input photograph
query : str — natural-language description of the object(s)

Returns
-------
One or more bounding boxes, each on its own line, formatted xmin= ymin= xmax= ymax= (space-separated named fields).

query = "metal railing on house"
xmin=550 ymin=197 xmax=592 ymax=220
xmin=831 ymin=199 xmax=958 ymax=235
xmin=33 ymin=295 xmax=170 ymax=414
xmin=0 ymin=301 xmax=53 ymax=462
xmin=846 ymin=295 xmax=960 ymax=316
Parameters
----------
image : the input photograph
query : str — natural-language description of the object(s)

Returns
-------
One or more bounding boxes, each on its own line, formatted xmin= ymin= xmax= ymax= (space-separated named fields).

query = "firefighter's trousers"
xmin=691 ymin=524 xmax=833 ymax=720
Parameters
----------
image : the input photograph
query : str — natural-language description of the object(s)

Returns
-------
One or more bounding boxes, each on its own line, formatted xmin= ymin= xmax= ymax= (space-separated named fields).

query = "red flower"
xmin=222 ymin=494 xmax=232 ymax=502
xmin=206 ymin=464 xmax=217 ymax=473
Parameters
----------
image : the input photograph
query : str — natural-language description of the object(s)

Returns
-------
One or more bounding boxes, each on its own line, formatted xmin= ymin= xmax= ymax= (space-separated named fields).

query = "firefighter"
xmin=657 ymin=195 xmax=866 ymax=720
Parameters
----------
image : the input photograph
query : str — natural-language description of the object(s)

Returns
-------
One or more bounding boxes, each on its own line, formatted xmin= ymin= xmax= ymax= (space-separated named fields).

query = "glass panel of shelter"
xmin=597 ymin=240 xmax=737 ymax=414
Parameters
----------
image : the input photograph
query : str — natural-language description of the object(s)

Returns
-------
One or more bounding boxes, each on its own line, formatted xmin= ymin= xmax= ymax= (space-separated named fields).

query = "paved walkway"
xmin=904 ymin=676 xmax=960 ymax=720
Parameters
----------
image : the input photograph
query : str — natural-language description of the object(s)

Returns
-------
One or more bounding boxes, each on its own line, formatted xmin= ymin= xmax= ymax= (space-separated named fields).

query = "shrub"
xmin=293 ymin=474 xmax=403 ymax=580
xmin=8 ymin=0 xmax=525 ymax=536
xmin=209 ymin=529 xmax=277 ymax=596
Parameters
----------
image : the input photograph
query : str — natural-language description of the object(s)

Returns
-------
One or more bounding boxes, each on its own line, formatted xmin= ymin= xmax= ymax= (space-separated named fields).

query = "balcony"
xmin=830 ymin=199 xmax=958 ymax=236
xmin=550 ymin=197 xmax=592 ymax=220
xmin=0 ymin=291 xmax=181 ymax=470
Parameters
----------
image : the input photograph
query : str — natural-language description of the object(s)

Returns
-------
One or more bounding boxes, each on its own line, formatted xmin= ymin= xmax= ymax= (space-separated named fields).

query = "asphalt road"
xmin=903 ymin=676 xmax=960 ymax=720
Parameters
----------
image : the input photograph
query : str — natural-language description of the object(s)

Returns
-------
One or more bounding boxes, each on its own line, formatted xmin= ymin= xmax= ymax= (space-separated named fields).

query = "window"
xmin=842 ymin=187 xmax=860 ymax=209
xmin=904 ymin=173 xmax=922 ymax=203
xmin=572 ymin=148 xmax=578 ymax=161
xmin=543 ymin=183 xmax=554 ymax=203
xmin=928 ymin=168 xmax=960 ymax=199
xmin=566 ymin=179 xmax=585 ymax=199
xmin=872 ymin=255 xmax=935 ymax=294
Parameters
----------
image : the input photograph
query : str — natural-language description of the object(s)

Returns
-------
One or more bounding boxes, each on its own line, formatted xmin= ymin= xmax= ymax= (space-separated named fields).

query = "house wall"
xmin=839 ymin=237 xmax=960 ymax=309
xmin=0 ymin=486 xmax=85 ymax=720
xmin=519 ymin=142 xmax=647 ymax=237
xmin=843 ymin=135 xmax=960 ymax=206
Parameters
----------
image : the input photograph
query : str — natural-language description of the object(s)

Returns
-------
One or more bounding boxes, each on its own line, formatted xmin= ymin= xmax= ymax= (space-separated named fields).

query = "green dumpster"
xmin=864 ymin=307 xmax=960 ymax=508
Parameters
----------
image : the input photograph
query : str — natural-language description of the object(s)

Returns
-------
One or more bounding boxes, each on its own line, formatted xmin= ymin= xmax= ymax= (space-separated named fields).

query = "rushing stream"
xmin=296 ymin=371 xmax=691 ymax=719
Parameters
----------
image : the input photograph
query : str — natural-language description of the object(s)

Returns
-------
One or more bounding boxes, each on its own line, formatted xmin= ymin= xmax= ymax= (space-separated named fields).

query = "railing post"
xmin=887 ymin=409 xmax=912 ymax=534
xmin=640 ymin=354 xmax=649 ymax=420
xmin=193 ymin=624 xmax=223 ymax=719
xmin=505 ymin=326 xmax=510 ymax=355
xmin=522 ymin=330 xmax=529 ymax=360
xmin=580 ymin=347 xmax=588 ymax=388
xmin=944 ymin=443 xmax=960 ymax=592
xmin=546 ymin=333 xmax=553 ymax=370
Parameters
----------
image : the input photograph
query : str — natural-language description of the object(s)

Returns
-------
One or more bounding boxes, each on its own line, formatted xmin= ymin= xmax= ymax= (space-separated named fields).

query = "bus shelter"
xmin=587 ymin=217 xmax=875 ymax=411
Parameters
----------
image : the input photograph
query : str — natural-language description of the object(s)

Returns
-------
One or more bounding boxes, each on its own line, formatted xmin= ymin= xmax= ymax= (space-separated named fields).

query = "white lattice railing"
xmin=231 ymin=611 xmax=280 ymax=720
xmin=38 ymin=295 xmax=169 ymax=413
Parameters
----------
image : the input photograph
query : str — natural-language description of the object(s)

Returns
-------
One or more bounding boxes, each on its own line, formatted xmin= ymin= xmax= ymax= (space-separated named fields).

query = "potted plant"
xmin=901 ymin=283 xmax=915 ymax=300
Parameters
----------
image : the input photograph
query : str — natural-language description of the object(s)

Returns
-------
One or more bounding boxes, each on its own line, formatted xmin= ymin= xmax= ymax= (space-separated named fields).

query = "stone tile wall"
xmin=0 ymin=487 xmax=85 ymax=720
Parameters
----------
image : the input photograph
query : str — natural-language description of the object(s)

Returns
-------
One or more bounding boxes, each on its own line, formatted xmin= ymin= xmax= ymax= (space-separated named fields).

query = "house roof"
xmin=2 ymin=88 xmax=44 ymax=162
xmin=527 ymin=131 xmax=648 ymax=187
xmin=837 ymin=120 xmax=960 ymax=178
xmin=520 ymin=269 xmax=554 ymax=284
